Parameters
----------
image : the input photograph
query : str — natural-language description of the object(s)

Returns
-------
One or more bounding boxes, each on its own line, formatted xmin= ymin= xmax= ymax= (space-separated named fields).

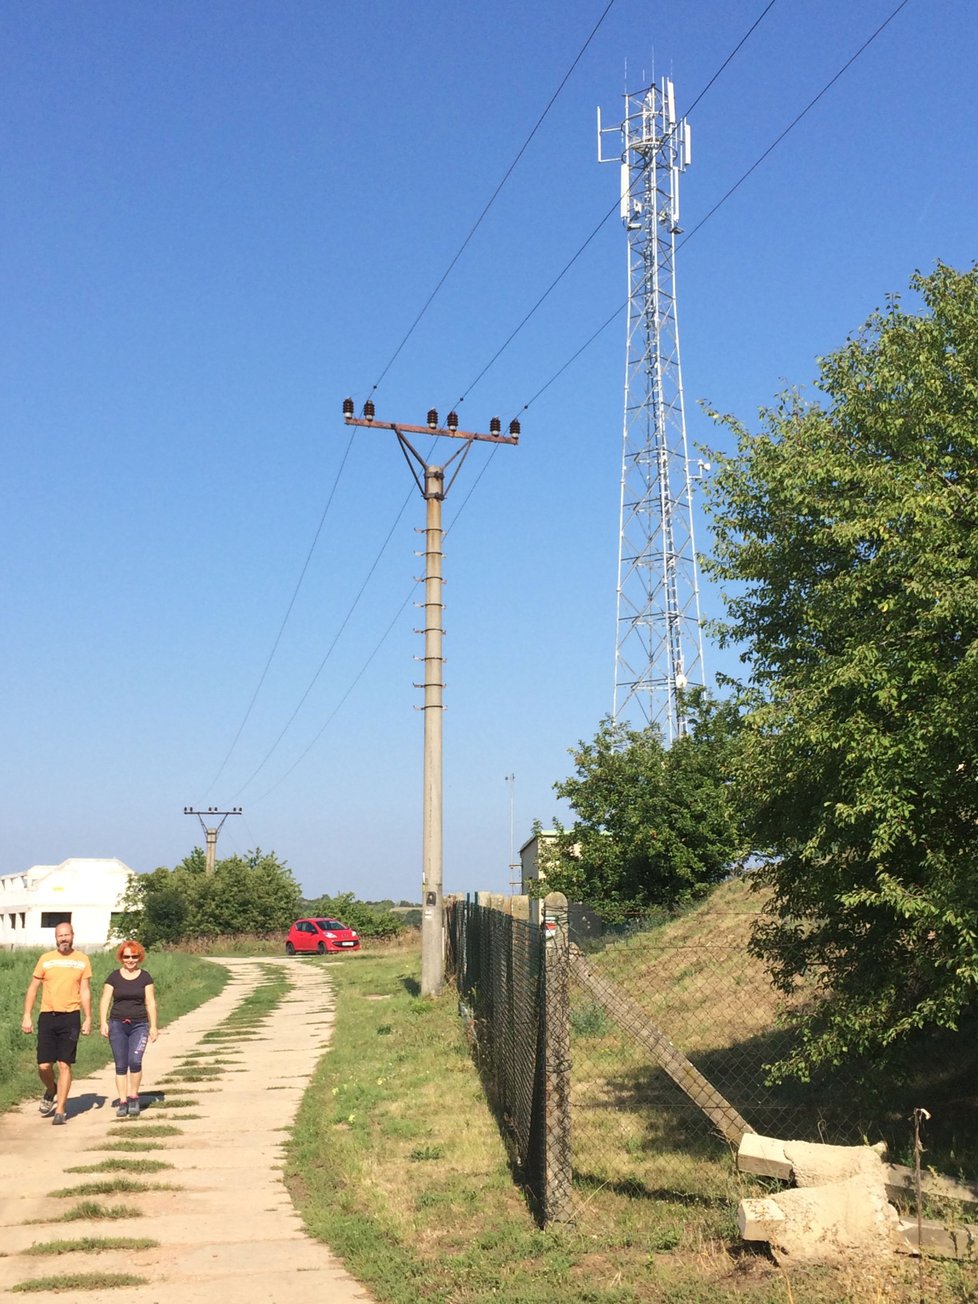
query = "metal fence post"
xmin=541 ymin=890 xmax=573 ymax=1225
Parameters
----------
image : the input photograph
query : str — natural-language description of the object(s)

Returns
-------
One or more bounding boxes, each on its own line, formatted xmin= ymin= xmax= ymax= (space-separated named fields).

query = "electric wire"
xmin=204 ymin=5 xmax=620 ymax=801
xmin=508 ymin=0 xmax=914 ymax=420
xmin=249 ymin=584 xmax=420 ymax=806
xmin=365 ymin=0 xmax=619 ymax=405
xmin=676 ymin=0 xmax=912 ymax=251
xmin=231 ymin=483 xmax=418 ymax=799
xmin=231 ymin=0 xmax=901 ymax=805
xmin=683 ymin=0 xmax=780 ymax=119
xmin=203 ymin=426 xmax=357 ymax=797
xmin=446 ymin=0 xmax=783 ymax=413
xmin=225 ymin=1 xmax=787 ymax=802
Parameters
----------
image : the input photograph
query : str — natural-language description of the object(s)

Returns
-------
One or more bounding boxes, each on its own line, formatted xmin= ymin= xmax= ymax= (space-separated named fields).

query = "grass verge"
xmin=66 ymin=1160 xmax=173 ymax=1174
xmin=23 ymin=1237 xmax=158 ymax=1255
xmin=12 ymin=1272 xmax=145 ymax=1292
xmin=47 ymin=1201 xmax=142 ymax=1222
xmin=52 ymin=1178 xmax=174 ymax=1197
xmin=284 ymin=949 xmax=977 ymax=1304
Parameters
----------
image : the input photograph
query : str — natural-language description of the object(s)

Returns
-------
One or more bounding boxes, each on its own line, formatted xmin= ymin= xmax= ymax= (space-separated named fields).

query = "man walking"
xmin=21 ymin=922 xmax=92 ymax=1125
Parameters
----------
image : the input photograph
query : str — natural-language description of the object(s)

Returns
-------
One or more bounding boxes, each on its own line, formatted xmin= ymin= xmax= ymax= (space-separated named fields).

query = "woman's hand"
xmin=100 ymin=1022 xmax=109 ymax=1038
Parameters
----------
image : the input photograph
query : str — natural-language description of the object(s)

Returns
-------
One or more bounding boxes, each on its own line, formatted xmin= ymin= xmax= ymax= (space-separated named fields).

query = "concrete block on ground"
xmin=737 ymin=1173 xmax=904 ymax=1266
xmin=737 ymin=1132 xmax=792 ymax=1181
xmin=899 ymin=1218 xmax=978 ymax=1260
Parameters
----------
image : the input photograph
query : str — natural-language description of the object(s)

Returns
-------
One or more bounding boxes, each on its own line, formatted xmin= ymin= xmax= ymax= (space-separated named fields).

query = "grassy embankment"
xmin=0 ymin=951 xmax=227 ymax=1113
xmin=284 ymin=936 xmax=977 ymax=1304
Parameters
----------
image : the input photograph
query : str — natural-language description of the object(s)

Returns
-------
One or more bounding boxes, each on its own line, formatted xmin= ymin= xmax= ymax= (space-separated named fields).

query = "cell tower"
xmin=598 ymin=78 xmax=706 ymax=742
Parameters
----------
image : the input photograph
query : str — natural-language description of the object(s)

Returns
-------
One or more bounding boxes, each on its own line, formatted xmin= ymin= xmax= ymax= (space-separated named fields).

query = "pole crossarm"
xmin=343 ymin=401 xmax=520 ymax=446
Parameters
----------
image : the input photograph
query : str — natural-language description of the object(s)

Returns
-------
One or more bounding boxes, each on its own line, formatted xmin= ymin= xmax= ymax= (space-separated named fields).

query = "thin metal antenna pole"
xmin=505 ymin=773 xmax=520 ymax=892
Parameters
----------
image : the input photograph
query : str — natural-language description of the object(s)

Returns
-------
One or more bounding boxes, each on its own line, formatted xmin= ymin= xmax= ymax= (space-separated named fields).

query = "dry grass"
xmin=284 ymin=948 xmax=976 ymax=1303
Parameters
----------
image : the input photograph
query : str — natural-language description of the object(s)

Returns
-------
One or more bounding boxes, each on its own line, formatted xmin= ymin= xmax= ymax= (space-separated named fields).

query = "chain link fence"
xmin=446 ymin=894 xmax=573 ymax=1225
xmin=446 ymin=878 xmax=970 ymax=1243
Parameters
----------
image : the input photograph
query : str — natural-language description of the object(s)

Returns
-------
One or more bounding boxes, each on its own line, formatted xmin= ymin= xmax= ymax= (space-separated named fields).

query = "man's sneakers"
xmin=128 ymin=1096 xmax=141 ymax=1118
xmin=52 ymin=1113 xmax=66 ymax=1126
xmin=39 ymin=1091 xmax=56 ymax=1117
xmin=116 ymin=1101 xmax=130 ymax=1119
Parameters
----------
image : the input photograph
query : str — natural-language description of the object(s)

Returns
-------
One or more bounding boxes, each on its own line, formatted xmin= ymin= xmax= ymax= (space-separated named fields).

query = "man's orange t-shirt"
xmin=32 ymin=950 xmax=92 ymax=1012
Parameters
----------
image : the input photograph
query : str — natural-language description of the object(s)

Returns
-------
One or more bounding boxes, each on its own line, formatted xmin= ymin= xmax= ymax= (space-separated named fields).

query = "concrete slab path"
xmin=0 ymin=956 xmax=375 ymax=1303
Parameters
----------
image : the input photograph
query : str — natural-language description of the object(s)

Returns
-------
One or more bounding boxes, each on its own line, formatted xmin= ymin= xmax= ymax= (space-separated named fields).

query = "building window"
xmin=40 ymin=911 xmax=72 ymax=929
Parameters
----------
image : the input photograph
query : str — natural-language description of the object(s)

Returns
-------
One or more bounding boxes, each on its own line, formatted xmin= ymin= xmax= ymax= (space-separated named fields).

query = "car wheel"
xmin=285 ymin=941 xmax=295 ymax=956
xmin=317 ymin=941 xmax=326 ymax=955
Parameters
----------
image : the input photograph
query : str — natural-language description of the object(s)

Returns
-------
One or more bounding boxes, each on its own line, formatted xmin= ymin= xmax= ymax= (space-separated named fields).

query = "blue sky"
xmin=2 ymin=0 xmax=975 ymax=902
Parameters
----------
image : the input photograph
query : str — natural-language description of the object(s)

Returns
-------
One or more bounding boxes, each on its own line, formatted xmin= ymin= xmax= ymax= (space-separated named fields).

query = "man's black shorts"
xmin=37 ymin=1011 xmax=82 ymax=1065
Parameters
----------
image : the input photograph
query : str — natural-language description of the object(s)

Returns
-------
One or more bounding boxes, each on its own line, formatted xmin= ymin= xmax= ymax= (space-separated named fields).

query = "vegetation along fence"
xmin=446 ymin=878 xmax=969 ymax=1234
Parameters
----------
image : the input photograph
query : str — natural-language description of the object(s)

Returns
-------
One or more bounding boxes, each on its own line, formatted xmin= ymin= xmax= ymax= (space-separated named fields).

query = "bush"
xmin=115 ymin=849 xmax=302 ymax=947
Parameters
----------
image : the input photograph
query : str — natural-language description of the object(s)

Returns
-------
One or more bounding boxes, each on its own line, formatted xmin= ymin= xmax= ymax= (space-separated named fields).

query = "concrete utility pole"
xmin=183 ymin=806 xmax=242 ymax=874
xmin=343 ymin=398 xmax=519 ymax=997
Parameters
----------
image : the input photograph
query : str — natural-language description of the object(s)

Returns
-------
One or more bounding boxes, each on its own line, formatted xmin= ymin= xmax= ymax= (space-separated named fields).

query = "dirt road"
xmin=0 ymin=956 xmax=374 ymax=1302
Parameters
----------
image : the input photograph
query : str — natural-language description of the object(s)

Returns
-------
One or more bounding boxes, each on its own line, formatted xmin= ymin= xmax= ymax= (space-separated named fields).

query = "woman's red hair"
xmin=116 ymin=939 xmax=146 ymax=964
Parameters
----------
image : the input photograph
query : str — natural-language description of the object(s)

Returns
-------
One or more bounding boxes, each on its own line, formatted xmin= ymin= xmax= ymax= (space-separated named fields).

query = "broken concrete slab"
xmin=739 ymin=1172 xmax=905 ymax=1265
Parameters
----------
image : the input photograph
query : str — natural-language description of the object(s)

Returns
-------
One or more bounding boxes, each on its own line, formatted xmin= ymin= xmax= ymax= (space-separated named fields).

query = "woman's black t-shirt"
xmin=104 ymin=969 xmax=153 ymax=1023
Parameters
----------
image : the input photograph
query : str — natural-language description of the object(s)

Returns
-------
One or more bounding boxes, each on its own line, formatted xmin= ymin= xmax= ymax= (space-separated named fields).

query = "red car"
xmin=286 ymin=917 xmax=361 ymax=955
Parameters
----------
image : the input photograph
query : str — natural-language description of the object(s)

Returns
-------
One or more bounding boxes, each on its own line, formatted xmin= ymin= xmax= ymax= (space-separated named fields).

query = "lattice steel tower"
xmin=598 ymin=78 xmax=706 ymax=741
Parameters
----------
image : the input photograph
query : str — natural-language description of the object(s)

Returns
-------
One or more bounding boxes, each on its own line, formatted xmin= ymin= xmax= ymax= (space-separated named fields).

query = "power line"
xmin=676 ymin=0 xmax=912 ymax=250
xmin=446 ymin=0 xmax=783 ymax=413
xmin=204 ymin=428 xmax=358 ymax=796
xmin=205 ymin=6 xmax=619 ymax=798
xmin=231 ymin=484 xmax=417 ymax=799
xmin=684 ymin=0 xmax=780 ymax=119
xmin=248 ymin=582 xmax=419 ymax=806
xmin=226 ymin=5 xmax=787 ymax=799
xmin=215 ymin=0 xmax=893 ymax=803
xmin=366 ymin=0 xmax=619 ymax=404
xmin=513 ymin=0 xmax=914 ymax=419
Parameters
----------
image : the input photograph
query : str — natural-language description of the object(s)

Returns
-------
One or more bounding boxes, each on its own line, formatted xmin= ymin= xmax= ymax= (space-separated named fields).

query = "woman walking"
xmin=99 ymin=940 xmax=158 ymax=1118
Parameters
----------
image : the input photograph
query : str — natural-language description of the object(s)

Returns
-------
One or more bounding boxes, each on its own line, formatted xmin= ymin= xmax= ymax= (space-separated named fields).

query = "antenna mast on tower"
xmin=598 ymin=79 xmax=706 ymax=741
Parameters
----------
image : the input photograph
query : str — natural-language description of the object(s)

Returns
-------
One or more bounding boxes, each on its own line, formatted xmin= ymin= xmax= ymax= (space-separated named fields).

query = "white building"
xmin=0 ymin=858 xmax=136 ymax=951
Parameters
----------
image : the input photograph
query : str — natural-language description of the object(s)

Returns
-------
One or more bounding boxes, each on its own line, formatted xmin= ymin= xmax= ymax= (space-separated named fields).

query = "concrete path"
xmin=0 ymin=957 xmax=375 ymax=1303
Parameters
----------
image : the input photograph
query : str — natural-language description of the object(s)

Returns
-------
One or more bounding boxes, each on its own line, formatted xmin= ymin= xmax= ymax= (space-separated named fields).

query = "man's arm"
xmin=21 ymin=976 xmax=41 ymax=1033
xmin=80 ymin=975 xmax=92 ymax=1035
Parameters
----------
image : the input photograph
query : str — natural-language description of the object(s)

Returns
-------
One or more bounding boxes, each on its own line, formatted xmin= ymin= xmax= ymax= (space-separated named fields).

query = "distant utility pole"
xmin=343 ymin=398 xmax=519 ymax=997
xmin=183 ymin=806 xmax=242 ymax=874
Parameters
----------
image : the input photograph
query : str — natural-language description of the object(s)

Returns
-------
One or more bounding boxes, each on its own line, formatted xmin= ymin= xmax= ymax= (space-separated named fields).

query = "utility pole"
xmin=183 ymin=806 xmax=242 ymax=874
xmin=343 ymin=398 xmax=519 ymax=996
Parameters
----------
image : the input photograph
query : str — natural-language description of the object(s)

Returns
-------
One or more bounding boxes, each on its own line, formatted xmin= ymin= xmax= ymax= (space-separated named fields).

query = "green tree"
xmin=117 ymin=849 xmax=302 ymax=945
xmin=705 ymin=262 xmax=978 ymax=1075
xmin=546 ymin=690 xmax=745 ymax=921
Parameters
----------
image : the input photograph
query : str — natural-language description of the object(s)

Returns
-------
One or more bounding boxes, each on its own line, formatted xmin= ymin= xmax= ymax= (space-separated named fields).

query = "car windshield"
xmin=315 ymin=919 xmax=346 ymax=930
